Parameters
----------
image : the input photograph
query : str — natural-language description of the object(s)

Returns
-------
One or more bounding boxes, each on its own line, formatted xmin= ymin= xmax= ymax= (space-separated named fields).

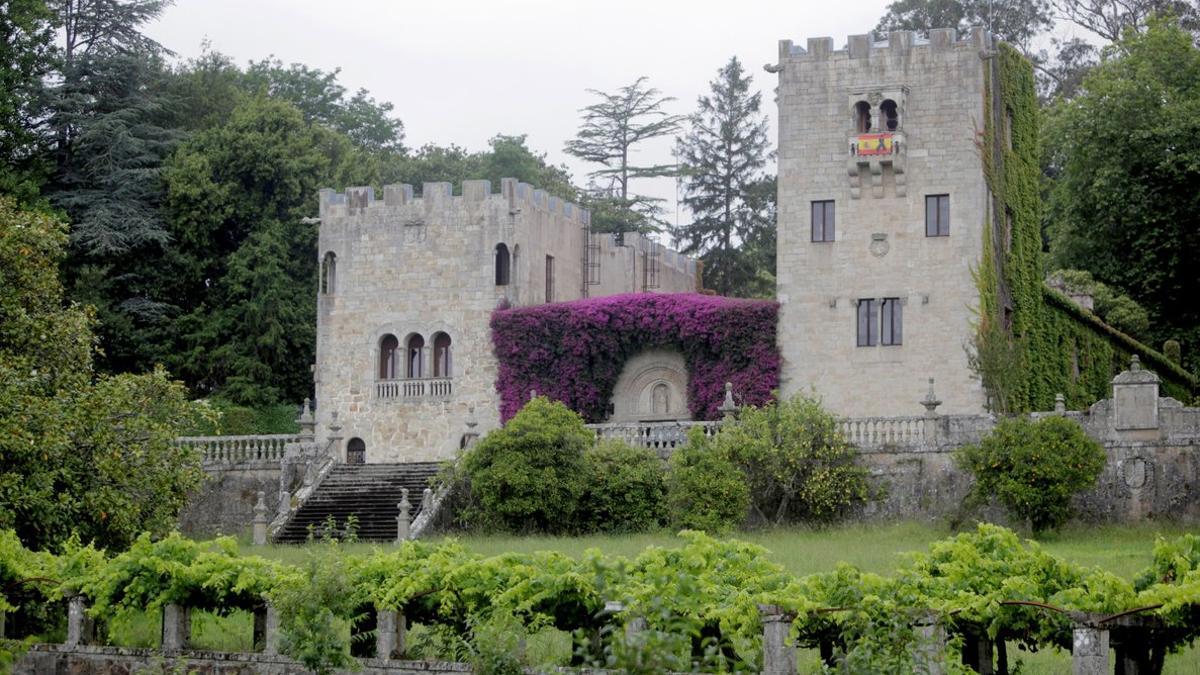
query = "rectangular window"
xmin=881 ymin=297 xmax=903 ymax=346
xmin=925 ymin=194 xmax=950 ymax=236
xmin=545 ymin=255 xmax=555 ymax=303
xmin=811 ymin=200 xmax=835 ymax=242
xmin=856 ymin=298 xmax=878 ymax=347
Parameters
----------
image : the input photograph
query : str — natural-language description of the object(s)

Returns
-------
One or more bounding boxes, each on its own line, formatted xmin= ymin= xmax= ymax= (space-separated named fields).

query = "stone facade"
xmin=315 ymin=181 xmax=696 ymax=463
xmin=773 ymin=28 xmax=994 ymax=416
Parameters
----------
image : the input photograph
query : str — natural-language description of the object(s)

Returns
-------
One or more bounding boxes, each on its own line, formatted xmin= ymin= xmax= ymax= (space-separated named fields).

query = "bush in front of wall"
xmin=665 ymin=427 xmax=750 ymax=534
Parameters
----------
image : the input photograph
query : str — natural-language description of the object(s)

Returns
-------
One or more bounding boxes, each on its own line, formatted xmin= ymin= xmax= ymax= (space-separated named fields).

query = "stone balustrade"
xmin=376 ymin=377 xmax=454 ymax=400
xmin=586 ymin=420 xmax=720 ymax=453
xmin=837 ymin=416 xmax=926 ymax=448
xmin=175 ymin=434 xmax=298 ymax=464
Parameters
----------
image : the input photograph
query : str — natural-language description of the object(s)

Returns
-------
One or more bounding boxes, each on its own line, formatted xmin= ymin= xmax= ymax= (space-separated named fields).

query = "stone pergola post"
xmin=375 ymin=608 xmax=407 ymax=660
xmin=252 ymin=491 xmax=269 ymax=546
xmin=161 ymin=603 xmax=190 ymax=651
xmin=396 ymin=488 xmax=412 ymax=542
xmin=65 ymin=596 xmax=95 ymax=647
xmin=1072 ymin=623 xmax=1109 ymax=675
xmin=913 ymin=613 xmax=946 ymax=675
xmin=758 ymin=604 xmax=797 ymax=675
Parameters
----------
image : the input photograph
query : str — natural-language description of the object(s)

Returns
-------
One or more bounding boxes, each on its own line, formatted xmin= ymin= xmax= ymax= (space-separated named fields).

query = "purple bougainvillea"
xmin=491 ymin=293 xmax=780 ymax=423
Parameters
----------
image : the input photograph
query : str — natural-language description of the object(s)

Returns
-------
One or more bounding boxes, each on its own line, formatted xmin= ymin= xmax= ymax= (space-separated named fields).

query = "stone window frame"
xmin=856 ymin=298 xmax=878 ymax=347
xmin=545 ymin=255 xmax=555 ymax=303
xmin=378 ymin=334 xmax=400 ymax=380
xmin=320 ymin=251 xmax=337 ymax=294
xmin=811 ymin=200 xmax=835 ymax=242
xmin=404 ymin=333 xmax=426 ymax=379
xmin=431 ymin=331 xmax=453 ymax=378
xmin=853 ymin=100 xmax=872 ymax=133
xmin=925 ymin=194 xmax=950 ymax=237
xmin=495 ymin=243 xmax=511 ymax=286
xmin=881 ymin=297 xmax=903 ymax=346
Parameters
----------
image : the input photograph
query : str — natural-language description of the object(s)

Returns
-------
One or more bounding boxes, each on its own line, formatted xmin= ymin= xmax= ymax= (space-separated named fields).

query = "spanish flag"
xmin=856 ymin=133 xmax=894 ymax=156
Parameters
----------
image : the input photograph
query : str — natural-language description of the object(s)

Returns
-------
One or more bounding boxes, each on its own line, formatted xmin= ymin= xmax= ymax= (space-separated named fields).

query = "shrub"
xmin=578 ymin=440 xmax=666 ymax=533
xmin=460 ymin=397 xmax=591 ymax=533
xmin=714 ymin=393 xmax=868 ymax=525
xmin=956 ymin=415 xmax=1106 ymax=532
xmin=665 ymin=428 xmax=749 ymax=533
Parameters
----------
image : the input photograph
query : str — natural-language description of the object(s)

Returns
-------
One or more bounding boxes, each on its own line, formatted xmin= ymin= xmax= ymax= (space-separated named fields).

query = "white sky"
xmin=144 ymin=0 xmax=896 ymax=227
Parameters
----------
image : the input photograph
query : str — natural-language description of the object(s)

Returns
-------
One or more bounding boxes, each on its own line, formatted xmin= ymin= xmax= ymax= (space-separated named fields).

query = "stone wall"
xmin=773 ymin=28 xmax=994 ymax=417
xmin=314 ymin=181 xmax=697 ymax=464
xmin=178 ymin=462 xmax=282 ymax=538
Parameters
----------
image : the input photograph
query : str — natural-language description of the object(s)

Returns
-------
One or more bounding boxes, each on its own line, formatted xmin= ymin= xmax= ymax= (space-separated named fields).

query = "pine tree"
xmin=673 ymin=57 xmax=773 ymax=297
xmin=564 ymin=77 xmax=683 ymax=233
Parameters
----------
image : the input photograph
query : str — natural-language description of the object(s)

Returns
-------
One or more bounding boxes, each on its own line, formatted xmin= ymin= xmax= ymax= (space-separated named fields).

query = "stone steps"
xmin=273 ymin=462 xmax=443 ymax=543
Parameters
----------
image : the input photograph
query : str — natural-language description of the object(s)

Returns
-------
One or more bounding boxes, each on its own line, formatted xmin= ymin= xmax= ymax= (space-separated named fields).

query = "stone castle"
xmin=308 ymin=27 xmax=1179 ymax=464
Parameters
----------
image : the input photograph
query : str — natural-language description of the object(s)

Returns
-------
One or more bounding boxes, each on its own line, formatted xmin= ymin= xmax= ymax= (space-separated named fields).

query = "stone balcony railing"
xmin=175 ymin=434 xmax=299 ymax=464
xmin=376 ymin=377 xmax=454 ymax=400
xmin=586 ymin=420 xmax=721 ymax=454
xmin=838 ymin=416 xmax=926 ymax=448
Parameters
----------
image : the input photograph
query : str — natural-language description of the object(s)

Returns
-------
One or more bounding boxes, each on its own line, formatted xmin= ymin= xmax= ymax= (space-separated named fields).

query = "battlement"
xmin=318 ymin=178 xmax=591 ymax=226
xmin=776 ymin=27 xmax=991 ymax=65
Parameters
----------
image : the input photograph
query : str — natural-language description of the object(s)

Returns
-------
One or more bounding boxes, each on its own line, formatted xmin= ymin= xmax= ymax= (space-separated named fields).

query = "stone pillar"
xmin=396 ymin=488 xmax=412 ymax=543
xmin=0 ymin=610 xmax=5 ymax=639
xmin=65 ymin=596 xmax=95 ymax=647
xmin=263 ymin=604 xmax=280 ymax=655
xmin=1072 ymin=624 xmax=1109 ymax=675
xmin=161 ymin=603 xmax=190 ymax=651
xmin=921 ymin=377 xmax=943 ymax=445
xmin=1112 ymin=355 xmax=1160 ymax=433
xmin=297 ymin=398 xmax=315 ymax=442
xmin=1055 ymin=393 xmax=1067 ymax=413
xmin=759 ymin=604 xmax=797 ymax=675
xmin=375 ymin=609 xmax=407 ymax=660
xmin=625 ymin=615 xmax=648 ymax=640
xmin=252 ymin=491 xmax=269 ymax=546
xmin=913 ymin=614 xmax=946 ymax=675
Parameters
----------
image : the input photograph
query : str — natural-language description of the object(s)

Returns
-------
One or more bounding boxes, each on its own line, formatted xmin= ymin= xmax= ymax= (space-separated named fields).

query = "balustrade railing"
xmin=586 ymin=420 xmax=720 ymax=451
xmin=837 ymin=416 xmax=926 ymax=447
xmin=376 ymin=377 xmax=454 ymax=400
xmin=175 ymin=434 xmax=298 ymax=464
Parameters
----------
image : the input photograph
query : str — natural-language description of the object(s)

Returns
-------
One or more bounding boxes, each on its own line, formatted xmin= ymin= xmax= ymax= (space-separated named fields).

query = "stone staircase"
xmin=273 ymin=462 xmax=443 ymax=543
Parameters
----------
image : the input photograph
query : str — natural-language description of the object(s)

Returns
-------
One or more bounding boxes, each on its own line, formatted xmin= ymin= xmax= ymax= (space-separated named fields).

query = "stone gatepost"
xmin=161 ymin=603 xmax=190 ymax=651
xmin=65 ymin=596 xmax=95 ymax=647
xmin=758 ymin=604 xmax=797 ymax=675
xmin=375 ymin=609 xmax=407 ymax=660
xmin=1112 ymin=355 xmax=1160 ymax=439
xmin=252 ymin=491 xmax=269 ymax=546
xmin=1072 ymin=623 xmax=1109 ymax=675
xmin=396 ymin=488 xmax=412 ymax=543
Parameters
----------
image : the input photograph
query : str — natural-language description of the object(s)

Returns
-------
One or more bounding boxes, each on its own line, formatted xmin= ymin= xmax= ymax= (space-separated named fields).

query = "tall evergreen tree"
xmin=564 ymin=77 xmax=683 ymax=233
xmin=0 ymin=0 xmax=55 ymax=201
xmin=673 ymin=57 xmax=773 ymax=297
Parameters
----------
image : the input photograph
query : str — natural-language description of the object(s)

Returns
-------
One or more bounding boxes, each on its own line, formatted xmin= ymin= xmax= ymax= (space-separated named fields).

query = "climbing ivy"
xmin=975 ymin=45 xmax=1197 ymax=412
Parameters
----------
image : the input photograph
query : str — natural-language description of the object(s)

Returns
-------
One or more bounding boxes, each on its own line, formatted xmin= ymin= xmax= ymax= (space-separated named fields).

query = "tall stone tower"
xmin=773 ymin=28 xmax=997 ymax=416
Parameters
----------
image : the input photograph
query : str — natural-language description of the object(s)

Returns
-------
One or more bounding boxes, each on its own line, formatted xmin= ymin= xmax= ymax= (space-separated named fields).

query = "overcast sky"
xmin=144 ymin=0 xmax=901 ymax=225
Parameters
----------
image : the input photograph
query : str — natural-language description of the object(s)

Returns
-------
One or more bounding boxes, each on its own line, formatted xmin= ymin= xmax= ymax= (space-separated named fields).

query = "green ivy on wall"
xmin=976 ymin=44 xmax=1197 ymax=412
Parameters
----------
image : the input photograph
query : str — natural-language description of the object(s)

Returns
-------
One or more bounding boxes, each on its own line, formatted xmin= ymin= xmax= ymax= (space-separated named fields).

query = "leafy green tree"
xmin=0 ymin=0 xmax=55 ymax=201
xmin=673 ymin=57 xmax=773 ymax=297
xmin=0 ymin=197 xmax=204 ymax=552
xmin=874 ymin=0 xmax=1052 ymax=51
xmin=564 ymin=77 xmax=683 ymax=233
xmin=161 ymin=97 xmax=342 ymax=404
xmin=665 ymin=427 xmax=750 ymax=533
xmin=382 ymin=135 xmax=577 ymax=202
xmin=578 ymin=440 xmax=666 ymax=533
xmin=714 ymin=394 xmax=868 ymax=525
xmin=1053 ymin=0 xmax=1200 ymax=43
xmin=1046 ymin=18 xmax=1200 ymax=372
xmin=459 ymin=397 xmax=591 ymax=533
xmin=956 ymin=415 xmax=1106 ymax=532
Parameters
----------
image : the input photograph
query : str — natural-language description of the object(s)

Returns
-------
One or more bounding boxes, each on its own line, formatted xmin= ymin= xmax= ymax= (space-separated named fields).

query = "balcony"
xmin=376 ymin=377 xmax=454 ymax=401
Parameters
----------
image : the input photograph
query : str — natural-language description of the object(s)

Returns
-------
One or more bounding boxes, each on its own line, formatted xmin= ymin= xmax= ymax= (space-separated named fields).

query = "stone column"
xmin=913 ymin=614 xmax=946 ymax=675
xmin=1072 ymin=624 xmax=1109 ymax=675
xmin=65 ymin=596 xmax=95 ymax=647
xmin=263 ymin=604 xmax=280 ymax=655
xmin=396 ymin=488 xmax=412 ymax=543
xmin=375 ymin=609 xmax=407 ymax=660
xmin=921 ymin=378 xmax=942 ymax=446
xmin=161 ymin=603 xmax=190 ymax=651
xmin=758 ymin=604 xmax=797 ymax=675
xmin=252 ymin=491 xmax=269 ymax=546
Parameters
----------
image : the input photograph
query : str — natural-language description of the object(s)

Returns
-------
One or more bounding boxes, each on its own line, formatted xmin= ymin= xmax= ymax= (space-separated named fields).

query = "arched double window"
xmin=405 ymin=334 xmax=425 ymax=378
xmin=854 ymin=101 xmax=872 ymax=133
xmin=320 ymin=252 xmax=337 ymax=294
xmin=432 ymin=332 xmax=453 ymax=378
xmin=495 ymin=243 xmax=511 ymax=286
xmin=379 ymin=334 xmax=399 ymax=379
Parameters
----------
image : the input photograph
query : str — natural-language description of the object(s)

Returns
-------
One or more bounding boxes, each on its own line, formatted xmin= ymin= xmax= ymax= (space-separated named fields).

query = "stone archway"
xmin=609 ymin=349 xmax=690 ymax=422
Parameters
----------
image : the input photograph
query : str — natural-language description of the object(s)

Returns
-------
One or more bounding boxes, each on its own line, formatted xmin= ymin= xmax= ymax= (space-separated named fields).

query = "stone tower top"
xmin=774 ymin=27 xmax=991 ymax=65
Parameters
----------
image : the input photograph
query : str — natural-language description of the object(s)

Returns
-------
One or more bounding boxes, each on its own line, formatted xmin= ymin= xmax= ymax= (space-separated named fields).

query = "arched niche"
xmin=608 ymin=349 xmax=690 ymax=422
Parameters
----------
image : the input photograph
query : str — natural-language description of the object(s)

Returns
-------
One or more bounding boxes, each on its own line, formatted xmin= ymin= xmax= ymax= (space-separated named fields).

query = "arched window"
xmin=320 ymin=252 xmax=337 ymax=294
xmin=406 ymin=334 xmax=425 ymax=378
xmin=881 ymin=99 xmax=899 ymax=132
xmin=494 ymin=243 xmax=511 ymax=286
xmin=432 ymin=332 xmax=453 ymax=378
xmin=347 ymin=437 xmax=365 ymax=465
xmin=379 ymin=334 xmax=399 ymax=379
xmin=854 ymin=101 xmax=872 ymax=133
